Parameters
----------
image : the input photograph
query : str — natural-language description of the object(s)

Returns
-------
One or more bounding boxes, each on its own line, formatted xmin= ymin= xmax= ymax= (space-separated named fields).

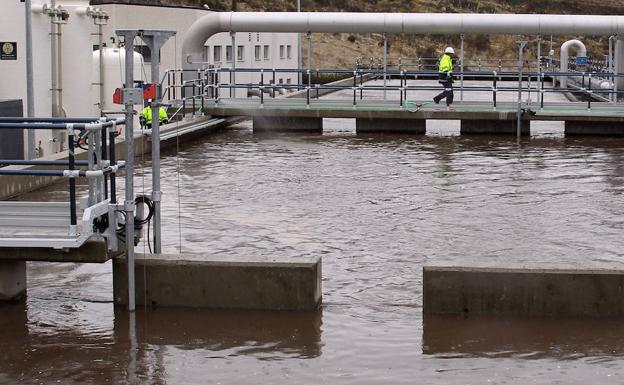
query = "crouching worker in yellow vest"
xmin=433 ymin=47 xmax=456 ymax=108
xmin=139 ymin=100 xmax=168 ymax=129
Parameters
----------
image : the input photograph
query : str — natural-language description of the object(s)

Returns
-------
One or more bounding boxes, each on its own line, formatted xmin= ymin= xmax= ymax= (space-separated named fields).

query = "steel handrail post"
xmin=108 ymin=122 xmax=117 ymax=205
xmin=67 ymin=124 xmax=77 ymax=235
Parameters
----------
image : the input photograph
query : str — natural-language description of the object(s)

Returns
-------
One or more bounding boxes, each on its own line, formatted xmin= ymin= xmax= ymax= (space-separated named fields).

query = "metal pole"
xmin=516 ymin=40 xmax=528 ymax=139
xmin=460 ymin=33 xmax=464 ymax=102
xmin=230 ymin=31 xmax=236 ymax=98
xmin=119 ymin=30 xmax=137 ymax=312
xmin=536 ymin=35 xmax=541 ymax=106
xmin=609 ymin=36 xmax=615 ymax=103
xmin=99 ymin=23 xmax=105 ymax=116
xmin=297 ymin=0 xmax=301 ymax=90
xmin=24 ymin=0 xmax=36 ymax=159
xmin=307 ymin=32 xmax=312 ymax=73
xmin=383 ymin=33 xmax=388 ymax=101
xmin=141 ymin=31 xmax=175 ymax=255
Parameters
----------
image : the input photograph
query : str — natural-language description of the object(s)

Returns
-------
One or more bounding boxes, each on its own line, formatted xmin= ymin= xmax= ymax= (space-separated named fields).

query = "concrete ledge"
xmin=423 ymin=262 xmax=624 ymax=317
xmin=253 ymin=116 xmax=323 ymax=133
xmin=0 ymin=260 xmax=26 ymax=301
xmin=460 ymin=119 xmax=530 ymax=135
xmin=356 ymin=118 xmax=425 ymax=134
xmin=0 ymin=238 xmax=110 ymax=263
xmin=113 ymin=253 xmax=322 ymax=310
xmin=565 ymin=121 xmax=624 ymax=136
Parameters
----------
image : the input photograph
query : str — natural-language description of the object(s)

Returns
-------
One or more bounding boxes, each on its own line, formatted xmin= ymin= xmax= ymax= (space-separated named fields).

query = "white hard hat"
xmin=445 ymin=47 xmax=455 ymax=54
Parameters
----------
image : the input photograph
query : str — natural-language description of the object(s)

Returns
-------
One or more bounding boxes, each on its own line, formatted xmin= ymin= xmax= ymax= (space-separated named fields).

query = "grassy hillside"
xmin=95 ymin=0 xmax=624 ymax=68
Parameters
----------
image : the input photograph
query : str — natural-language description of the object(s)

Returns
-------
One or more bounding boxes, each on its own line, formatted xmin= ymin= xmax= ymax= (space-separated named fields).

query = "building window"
xmin=286 ymin=45 xmax=292 ymax=59
xmin=279 ymin=45 xmax=285 ymax=59
xmin=203 ymin=46 xmax=210 ymax=62
xmin=254 ymin=45 xmax=261 ymax=61
xmin=263 ymin=45 xmax=270 ymax=60
xmin=286 ymin=78 xmax=291 ymax=84
xmin=214 ymin=46 xmax=222 ymax=63
xmin=226 ymin=45 xmax=232 ymax=62
xmin=237 ymin=45 xmax=244 ymax=61
xmin=279 ymin=78 xmax=283 ymax=84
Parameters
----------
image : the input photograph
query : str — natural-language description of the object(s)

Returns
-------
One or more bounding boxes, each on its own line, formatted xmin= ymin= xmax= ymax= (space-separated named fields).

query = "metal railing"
xmin=0 ymin=117 xmax=125 ymax=249
xmin=161 ymin=66 xmax=623 ymax=115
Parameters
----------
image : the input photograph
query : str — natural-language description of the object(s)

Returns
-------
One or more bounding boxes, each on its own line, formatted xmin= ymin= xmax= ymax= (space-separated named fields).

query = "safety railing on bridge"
xmin=160 ymin=66 xmax=623 ymax=117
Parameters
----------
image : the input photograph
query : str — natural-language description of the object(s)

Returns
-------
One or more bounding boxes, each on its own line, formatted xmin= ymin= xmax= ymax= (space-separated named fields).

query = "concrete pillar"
xmin=113 ymin=253 xmax=322 ymax=310
xmin=253 ymin=116 xmax=322 ymax=133
xmin=565 ymin=120 xmax=624 ymax=136
xmin=0 ymin=260 xmax=27 ymax=301
xmin=356 ymin=118 xmax=425 ymax=134
xmin=460 ymin=120 xmax=530 ymax=136
xmin=424 ymin=263 xmax=624 ymax=317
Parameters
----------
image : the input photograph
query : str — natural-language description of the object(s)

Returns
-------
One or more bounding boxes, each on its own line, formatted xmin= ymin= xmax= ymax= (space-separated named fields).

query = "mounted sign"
xmin=0 ymin=42 xmax=17 ymax=60
xmin=575 ymin=56 xmax=588 ymax=66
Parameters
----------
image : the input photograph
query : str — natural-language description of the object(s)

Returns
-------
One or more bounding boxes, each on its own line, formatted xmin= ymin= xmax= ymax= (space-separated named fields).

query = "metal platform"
xmin=0 ymin=200 xmax=113 ymax=250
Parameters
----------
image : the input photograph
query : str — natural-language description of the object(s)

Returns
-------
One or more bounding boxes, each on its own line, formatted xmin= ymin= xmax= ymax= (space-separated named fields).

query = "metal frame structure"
xmin=0 ymin=117 xmax=124 ymax=250
xmin=116 ymin=29 xmax=175 ymax=311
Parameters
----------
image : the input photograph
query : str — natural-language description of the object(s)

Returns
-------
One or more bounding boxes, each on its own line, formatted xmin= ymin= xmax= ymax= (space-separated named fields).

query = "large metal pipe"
xmin=182 ymin=12 xmax=624 ymax=66
xmin=559 ymin=39 xmax=586 ymax=89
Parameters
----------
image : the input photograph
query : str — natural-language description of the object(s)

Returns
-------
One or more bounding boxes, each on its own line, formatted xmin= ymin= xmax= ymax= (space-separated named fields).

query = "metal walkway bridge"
xmin=162 ymin=66 xmax=624 ymax=136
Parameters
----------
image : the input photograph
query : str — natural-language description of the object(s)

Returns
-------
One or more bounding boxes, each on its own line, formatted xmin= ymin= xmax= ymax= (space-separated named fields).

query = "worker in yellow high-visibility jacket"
xmin=433 ymin=47 xmax=456 ymax=107
xmin=139 ymin=100 xmax=168 ymax=129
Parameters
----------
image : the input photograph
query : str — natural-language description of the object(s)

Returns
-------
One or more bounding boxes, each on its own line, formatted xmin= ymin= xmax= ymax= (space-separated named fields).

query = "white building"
xmin=0 ymin=0 xmax=298 ymax=157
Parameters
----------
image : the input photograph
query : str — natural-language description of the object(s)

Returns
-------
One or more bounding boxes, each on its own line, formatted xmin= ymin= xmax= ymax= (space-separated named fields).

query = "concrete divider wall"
xmin=113 ymin=253 xmax=322 ymax=311
xmin=424 ymin=263 xmax=624 ymax=317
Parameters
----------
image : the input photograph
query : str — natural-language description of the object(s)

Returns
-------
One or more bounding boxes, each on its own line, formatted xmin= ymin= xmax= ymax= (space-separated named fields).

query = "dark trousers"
xmin=434 ymin=78 xmax=454 ymax=106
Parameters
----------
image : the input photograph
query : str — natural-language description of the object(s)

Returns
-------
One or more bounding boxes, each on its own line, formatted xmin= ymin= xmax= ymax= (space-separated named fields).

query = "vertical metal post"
xmin=383 ymin=33 xmax=388 ymax=101
xmin=118 ymin=30 xmax=138 ymax=312
xmin=516 ymin=41 xmax=528 ymax=139
xmin=609 ymin=36 xmax=614 ymax=102
xmin=588 ymin=73 xmax=592 ymax=111
xmin=260 ymin=69 xmax=264 ymax=106
xmin=493 ymin=72 xmax=497 ymax=109
xmin=108 ymin=123 xmax=117 ymax=205
xmin=353 ymin=70 xmax=357 ymax=107
xmin=25 ymin=0 xmax=36 ymax=159
xmin=536 ymin=35 xmax=541 ymax=107
xmin=540 ymin=72 xmax=545 ymax=110
xmin=67 ymin=124 xmax=77 ymax=234
xmin=88 ymin=125 xmax=96 ymax=206
xmin=181 ymin=71 xmax=186 ymax=116
xmin=307 ymin=32 xmax=312 ymax=73
xmin=230 ymin=31 xmax=236 ymax=98
xmin=102 ymin=120 xmax=109 ymax=200
xmin=141 ymin=31 xmax=175 ymax=255
xmin=297 ymin=0 xmax=301 ymax=90
xmin=460 ymin=33 xmax=464 ymax=102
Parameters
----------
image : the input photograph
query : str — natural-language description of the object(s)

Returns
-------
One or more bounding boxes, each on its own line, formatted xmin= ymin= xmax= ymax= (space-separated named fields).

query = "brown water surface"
xmin=3 ymin=120 xmax=624 ymax=384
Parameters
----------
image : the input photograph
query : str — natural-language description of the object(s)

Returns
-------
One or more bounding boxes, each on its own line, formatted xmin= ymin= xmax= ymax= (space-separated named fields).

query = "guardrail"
xmin=160 ymin=67 xmax=622 ymax=116
xmin=0 ymin=117 xmax=125 ymax=249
